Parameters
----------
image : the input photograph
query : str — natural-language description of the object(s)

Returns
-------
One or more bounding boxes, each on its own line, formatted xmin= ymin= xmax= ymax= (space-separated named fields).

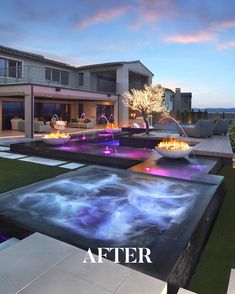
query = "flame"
xmin=43 ymin=133 xmax=70 ymax=139
xmin=106 ymin=123 xmax=119 ymax=129
xmin=158 ymin=138 xmax=190 ymax=151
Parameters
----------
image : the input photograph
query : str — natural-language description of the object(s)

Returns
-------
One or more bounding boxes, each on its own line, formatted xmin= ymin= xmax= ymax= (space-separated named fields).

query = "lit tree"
xmin=123 ymin=84 xmax=166 ymax=134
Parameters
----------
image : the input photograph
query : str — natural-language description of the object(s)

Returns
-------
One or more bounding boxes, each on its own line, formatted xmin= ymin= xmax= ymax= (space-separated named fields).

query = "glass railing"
xmin=0 ymin=65 xmax=119 ymax=94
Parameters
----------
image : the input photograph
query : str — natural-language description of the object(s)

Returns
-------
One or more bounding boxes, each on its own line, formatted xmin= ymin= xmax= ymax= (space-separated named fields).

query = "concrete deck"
xmin=133 ymin=132 xmax=233 ymax=160
xmin=0 ymin=233 xmax=167 ymax=294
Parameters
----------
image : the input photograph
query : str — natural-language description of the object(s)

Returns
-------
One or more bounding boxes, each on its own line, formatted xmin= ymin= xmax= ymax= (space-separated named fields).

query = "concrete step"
xmin=0 ymin=237 xmax=19 ymax=252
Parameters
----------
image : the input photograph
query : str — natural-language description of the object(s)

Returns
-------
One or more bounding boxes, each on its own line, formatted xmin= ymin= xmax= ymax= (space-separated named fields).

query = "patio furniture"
xmin=17 ymin=120 xmax=51 ymax=133
xmin=178 ymin=119 xmax=214 ymax=138
xmin=213 ymin=119 xmax=229 ymax=135
xmin=68 ymin=118 xmax=95 ymax=129
xmin=34 ymin=121 xmax=51 ymax=133
xmin=10 ymin=118 xmax=23 ymax=130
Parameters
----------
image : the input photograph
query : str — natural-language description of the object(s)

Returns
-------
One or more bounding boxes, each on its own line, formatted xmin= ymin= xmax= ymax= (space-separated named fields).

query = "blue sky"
xmin=1 ymin=0 xmax=235 ymax=108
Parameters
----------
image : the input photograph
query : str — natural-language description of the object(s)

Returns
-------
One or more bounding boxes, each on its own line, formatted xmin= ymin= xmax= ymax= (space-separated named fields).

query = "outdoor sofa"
xmin=213 ymin=119 xmax=230 ymax=135
xmin=178 ymin=119 xmax=214 ymax=138
xmin=11 ymin=119 xmax=51 ymax=133
xmin=68 ymin=118 xmax=95 ymax=129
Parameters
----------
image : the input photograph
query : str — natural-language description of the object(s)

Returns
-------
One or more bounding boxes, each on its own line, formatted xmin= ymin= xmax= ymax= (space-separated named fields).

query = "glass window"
xmin=17 ymin=61 xmax=22 ymax=79
xmin=2 ymin=101 xmax=24 ymax=130
xmin=45 ymin=67 xmax=51 ymax=82
xmin=61 ymin=71 xmax=68 ymax=85
xmin=52 ymin=69 xmax=60 ymax=83
xmin=8 ymin=60 xmax=22 ymax=78
xmin=45 ymin=67 xmax=69 ymax=85
xmin=78 ymin=72 xmax=84 ymax=86
xmin=0 ymin=58 xmax=6 ymax=76
xmin=184 ymin=97 xmax=188 ymax=103
xmin=8 ymin=60 xmax=17 ymax=78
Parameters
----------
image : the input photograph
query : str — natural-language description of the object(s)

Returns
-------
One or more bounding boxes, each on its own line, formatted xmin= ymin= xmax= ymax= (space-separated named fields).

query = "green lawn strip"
xmin=0 ymin=158 xmax=68 ymax=193
xmin=189 ymin=165 xmax=235 ymax=294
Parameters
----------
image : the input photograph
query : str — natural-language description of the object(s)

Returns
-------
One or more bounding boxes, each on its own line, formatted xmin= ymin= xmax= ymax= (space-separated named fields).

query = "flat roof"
xmin=0 ymin=45 xmax=153 ymax=75
xmin=78 ymin=60 xmax=154 ymax=76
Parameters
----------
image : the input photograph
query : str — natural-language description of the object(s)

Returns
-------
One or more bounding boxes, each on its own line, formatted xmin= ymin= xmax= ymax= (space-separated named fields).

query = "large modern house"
xmin=0 ymin=45 xmax=191 ymax=138
xmin=0 ymin=45 xmax=153 ymax=137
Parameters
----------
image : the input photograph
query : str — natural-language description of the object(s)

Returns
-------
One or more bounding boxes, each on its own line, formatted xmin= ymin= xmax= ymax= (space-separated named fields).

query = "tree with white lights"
xmin=123 ymin=84 xmax=166 ymax=134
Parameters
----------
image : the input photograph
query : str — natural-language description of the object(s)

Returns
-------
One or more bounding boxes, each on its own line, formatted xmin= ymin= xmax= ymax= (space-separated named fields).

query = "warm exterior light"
xmin=158 ymin=138 xmax=190 ymax=151
xmin=105 ymin=123 xmax=119 ymax=133
xmin=43 ymin=133 xmax=70 ymax=139
xmin=42 ymin=132 xmax=71 ymax=145
xmin=123 ymin=84 xmax=166 ymax=134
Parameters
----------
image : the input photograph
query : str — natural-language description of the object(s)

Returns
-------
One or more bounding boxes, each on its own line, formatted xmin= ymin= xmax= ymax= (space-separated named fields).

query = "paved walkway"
xmin=0 ymin=149 xmax=86 ymax=170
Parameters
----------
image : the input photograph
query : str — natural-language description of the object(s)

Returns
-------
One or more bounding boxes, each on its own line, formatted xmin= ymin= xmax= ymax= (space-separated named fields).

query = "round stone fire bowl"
xmin=42 ymin=136 xmax=71 ymax=145
xmin=155 ymin=146 xmax=192 ymax=158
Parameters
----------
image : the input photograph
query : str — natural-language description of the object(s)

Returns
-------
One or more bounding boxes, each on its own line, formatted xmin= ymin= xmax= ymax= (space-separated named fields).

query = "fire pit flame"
xmin=156 ymin=138 xmax=192 ymax=158
xmin=42 ymin=132 xmax=71 ymax=145
xmin=158 ymin=138 xmax=190 ymax=151
xmin=43 ymin=133 xmax=70 ymax=139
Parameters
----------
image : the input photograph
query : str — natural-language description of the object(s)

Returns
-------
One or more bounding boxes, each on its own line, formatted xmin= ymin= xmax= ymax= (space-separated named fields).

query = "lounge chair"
xmin=213 ymin=119 xmax=229 ymax=135
xmin=178 ymin=119 xmax=214 ymax=138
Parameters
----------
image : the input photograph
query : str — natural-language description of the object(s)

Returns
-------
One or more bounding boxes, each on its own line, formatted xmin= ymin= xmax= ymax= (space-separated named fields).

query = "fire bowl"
xmin=155 ymin=138 xmax=192 ymax=158
xmin=155 ymin=146 xmax=192 ymax=158
xmin=42 ymin=136 xmax=71 ymax=145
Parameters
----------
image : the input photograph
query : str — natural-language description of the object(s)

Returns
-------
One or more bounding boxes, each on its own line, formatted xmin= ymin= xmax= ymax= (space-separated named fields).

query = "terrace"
xmin=0 ymin=120 xmax=234 ymax=293
xmin=0 ymin=65 xmax=120 ymax=94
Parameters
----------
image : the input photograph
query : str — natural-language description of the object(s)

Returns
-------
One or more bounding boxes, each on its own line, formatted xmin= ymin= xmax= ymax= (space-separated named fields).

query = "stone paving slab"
xmin=0 ymin=152 xmax=27 ymax=159
xmin=19 ymin=156 xmax=67 ymax=166
xmin=59 ymin=162 xmax=86 ymax=169
xmin=227 ymin=269 xmax=235 ymax=294
xmin=0 ymin=233 xmax=76 ymax=292
xmin=0 ymin=233 xmax=168 ymax=294
xmin=0 ymin=146 xmax=10 ymax=151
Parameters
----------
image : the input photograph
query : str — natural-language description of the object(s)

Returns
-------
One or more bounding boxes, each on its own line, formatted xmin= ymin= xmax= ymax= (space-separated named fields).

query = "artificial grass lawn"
xmin=189 ymin=165 xmax=235 ymax=294
xmin=0 ymin=158 xmax=68 ymax=193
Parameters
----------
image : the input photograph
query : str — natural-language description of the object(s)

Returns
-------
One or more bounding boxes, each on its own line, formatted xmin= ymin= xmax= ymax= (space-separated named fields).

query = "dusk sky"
xmin=1 ymin=0 xmax=235 ymax=108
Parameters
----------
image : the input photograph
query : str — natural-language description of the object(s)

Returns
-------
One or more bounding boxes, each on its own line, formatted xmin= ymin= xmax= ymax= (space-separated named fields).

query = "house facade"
xmin=0 ymin=45 xmax=153 ymax=137
xmin=164 ymin=87 xmax=192 ymax=113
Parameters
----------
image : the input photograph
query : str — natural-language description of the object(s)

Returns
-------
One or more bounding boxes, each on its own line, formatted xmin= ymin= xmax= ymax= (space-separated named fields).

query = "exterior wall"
xmin=173 ymin=88 xmax=192 ymax=112
xmin=164 ymin=90 xmax=174 ymax=111
xmin=116 ymin=65 xmax=129 ymax=126
xmin=77 ymin=70 xmax=91 ymax=91
xmin=180 ymin=93 xmax=192 ymax=112
xmin=126 ymin=62 xmax=153 ymax=79
xmin=0 ymin=51 xmax=79 ymax=88
xmin=70 ymin=101 xmax=79 ymax=119
xmin=173 ymin=88 xmax=181 ymax=112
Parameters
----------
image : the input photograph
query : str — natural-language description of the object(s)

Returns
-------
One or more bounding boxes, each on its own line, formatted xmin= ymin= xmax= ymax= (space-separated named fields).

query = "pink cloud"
xmin=164 ymin=31 xmax=216 ymax=44
xmin=75 ymin=7 xmax=128 ymax=30
xmin=213 ymin=19 xmax=235 ymax=31
xmin=129 ymin=0 xmax=178 ymax=31
xmin=129 ymin=10 xmax=162 ymax=31
xmin=217 ymin=40 xmax=235 ymax=50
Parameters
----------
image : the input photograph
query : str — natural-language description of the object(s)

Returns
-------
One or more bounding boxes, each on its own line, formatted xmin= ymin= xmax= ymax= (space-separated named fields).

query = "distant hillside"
xmin=193 ymin=108 xmax=235 ymax=113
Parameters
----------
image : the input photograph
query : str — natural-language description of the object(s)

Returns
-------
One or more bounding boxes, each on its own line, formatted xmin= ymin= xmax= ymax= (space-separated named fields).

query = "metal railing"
xmin=0 ymin=65 xmax=119 ymax=95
